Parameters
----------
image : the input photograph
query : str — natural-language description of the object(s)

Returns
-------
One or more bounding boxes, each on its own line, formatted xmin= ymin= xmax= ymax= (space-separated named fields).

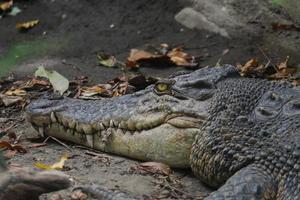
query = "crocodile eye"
xmin=155 ymin=83 xmax=170 ymax=93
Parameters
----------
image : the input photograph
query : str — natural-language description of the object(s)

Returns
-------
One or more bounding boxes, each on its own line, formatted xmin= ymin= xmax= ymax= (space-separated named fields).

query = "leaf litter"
xmin=236 ymin=56 xmax=299 ymax=84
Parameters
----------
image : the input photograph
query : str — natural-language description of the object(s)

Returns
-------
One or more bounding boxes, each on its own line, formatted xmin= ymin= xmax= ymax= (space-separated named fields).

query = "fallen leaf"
xmin=8 ymin=6 xmax=21 ymax=16
xmin=4 ymin=88 xmax=27 ymax=96
xmin=237 ymin=59 xmax=260 ymax=76
xmin=22 ymin=78 xmax=50 ymax=89
xmin=0 ymin=140 xmax=27 ymax=153
xmin=131 ymin=162 xmax=172 ymax=176
xmin=126 ymin=49 xmax=158 ymax=68
xmin=112 ymin=82 xmax=130 ymax=97
xmin=167 ymin=47 xmax=198 ymax=67
xmin=97 ymin=53 xmax=118 ymax=67
xmin=126 ymin=45 xmax=199 ymax=69
xmin=34 ymin=153 xmax=68 ymax=170
xmin=16 ymin=19 xmax=39 ymax=30
xmin=35 ymin=66 xmax=69 ymax=95
xmin=272 ymin=23 xmax=300 ymax=32
xmin=80 ymin=85 xmax=110 ymax=97
xmin=269 ymin=56 xmax=297 ymax=79
xmin=0 ymin=0 xmax=13 ymax=11
xmin=0 ymin=94 xmax=24 ymax=106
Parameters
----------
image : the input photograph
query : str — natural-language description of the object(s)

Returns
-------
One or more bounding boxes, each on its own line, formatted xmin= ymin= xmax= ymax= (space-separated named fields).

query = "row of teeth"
xmin=34 ymin=112 xmax=200 ymax=148
xmin=49 ymin=112 xmax=164 ymax=135
xmin=35 ymin=112 xmax=168 ymax=149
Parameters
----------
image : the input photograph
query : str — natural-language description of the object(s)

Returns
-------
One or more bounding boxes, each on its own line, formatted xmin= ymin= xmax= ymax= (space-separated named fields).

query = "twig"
xmin=257 ymin=46 xmax=277 ymax=71
xmin=43 ymin=136 xmax=72 ymax=152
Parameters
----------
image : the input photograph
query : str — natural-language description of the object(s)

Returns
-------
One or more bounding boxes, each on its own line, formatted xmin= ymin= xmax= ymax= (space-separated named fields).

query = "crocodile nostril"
xmin=255 ymin=106 xmax=278 ymax=120
xmin=269 ymin=92 xmax=280 ymax=101
xmin=256 ymin=107 xmax=274 ymax=116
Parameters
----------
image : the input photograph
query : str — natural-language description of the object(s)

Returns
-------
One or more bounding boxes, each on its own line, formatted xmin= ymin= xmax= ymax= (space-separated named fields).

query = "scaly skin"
xmin=26 ymin=65 xmax=300 ymax=199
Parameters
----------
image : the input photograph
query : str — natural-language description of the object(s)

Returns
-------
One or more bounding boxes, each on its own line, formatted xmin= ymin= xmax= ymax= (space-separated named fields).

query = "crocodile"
xmin=26 ymin=65 xmax=300 ymax=199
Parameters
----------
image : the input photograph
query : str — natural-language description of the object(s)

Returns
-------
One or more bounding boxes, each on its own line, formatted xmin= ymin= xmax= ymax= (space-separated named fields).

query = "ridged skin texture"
xmin=27 ymin=65 xmax=300 ymax=199
xmin=191 ymin=75 xmax=300 ymax=199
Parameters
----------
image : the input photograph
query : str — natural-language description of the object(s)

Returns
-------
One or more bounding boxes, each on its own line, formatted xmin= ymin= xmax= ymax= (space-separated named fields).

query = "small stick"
xmin=43 ymin=136 xmax=72 ymax=152
xmin=257 ymin=46 xmax=277 ymax=71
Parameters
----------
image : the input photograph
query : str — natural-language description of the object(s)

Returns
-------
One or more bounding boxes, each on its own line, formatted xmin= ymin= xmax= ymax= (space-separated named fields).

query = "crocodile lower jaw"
xmin=28 ymin=112 xmax=204 ymax=168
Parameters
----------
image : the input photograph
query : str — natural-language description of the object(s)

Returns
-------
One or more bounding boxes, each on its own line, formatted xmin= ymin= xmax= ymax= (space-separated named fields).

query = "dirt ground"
xmin=0 ymin=0 xmax=300 ymax=199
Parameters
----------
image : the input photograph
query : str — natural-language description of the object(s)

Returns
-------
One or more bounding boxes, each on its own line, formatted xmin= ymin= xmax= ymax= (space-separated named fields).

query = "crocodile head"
xmin=26 ymin=65 xmax=239 ymax=167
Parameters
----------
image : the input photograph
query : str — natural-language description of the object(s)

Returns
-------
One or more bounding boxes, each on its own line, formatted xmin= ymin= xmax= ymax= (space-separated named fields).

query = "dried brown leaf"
xmin=269 ymin=56 xmax=297 ymax=80
xmin=0 ymin=0 xmax=13 ymax=11
xmin=272 ymin=23 xmax=300 ymax=32
xmin=0 ymin=94 xmax=24 ymax=106
xmin=4 ymin=88 xmax=27 ymax=96
xmin=133 ymin=162 xmax=172 ymax=176
xmin=0 ymin=140 xmax=27 ymax=153
xmin=237 ymin=59 xmax=260 ymax=76
xmin=126 ymin=49 xmax=157 ymax=68
xmin=16 ymin=19 xmax=39 ymax=30
xmin=80 ymin=85 xmax=111 ymax=97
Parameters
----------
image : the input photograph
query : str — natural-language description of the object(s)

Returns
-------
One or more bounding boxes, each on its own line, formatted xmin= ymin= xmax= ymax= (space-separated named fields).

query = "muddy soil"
xmin=0 ymin=0 xmax=299 ymax=199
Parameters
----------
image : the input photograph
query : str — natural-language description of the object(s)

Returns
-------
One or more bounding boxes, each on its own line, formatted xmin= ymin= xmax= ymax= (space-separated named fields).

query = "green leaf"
xmin=35 ymin=66 xmax=69 ymax=95
xmin=8 ymin=7 xmax=21 ymax=16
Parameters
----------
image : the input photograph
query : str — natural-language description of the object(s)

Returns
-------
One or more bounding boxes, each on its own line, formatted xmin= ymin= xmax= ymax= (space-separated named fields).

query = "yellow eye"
xmin=155 ymin=83 xmax=169 ymax=92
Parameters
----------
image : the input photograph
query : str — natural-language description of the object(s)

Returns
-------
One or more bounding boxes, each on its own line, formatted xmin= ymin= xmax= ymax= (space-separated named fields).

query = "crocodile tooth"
xmin=127 ymin=120 xmax=136 ymax=131
xmin=82 ymin=125 xmax=93 ymax=135
xmin=102 ymin=128 xmax=112 ymax=143
xmin=120 ymin=121 xmax=127 ymax=129
xmin=50 ymin=112 xmax=57 ymax=122
xmin=56 ymin=114 xmax=63 ymax=124
xmin=86 ymin=134 xmax=94 ymax=148
xmin=99 ymin=123 xmax=105 ymax=130
xmin=38 ymin=127 xmax=45 ymax=137
xmin=68 ymin=119 xmax=76 ymax=129
xmin=109 ymin=120 xmax=114 ymax=127
xmin=75 ymin=123 xmax=83 ymax=133
xmin=113 ymin=120 xmax=119 ymax=127
xmin=103 ymin=120 xmax=109 ymax=128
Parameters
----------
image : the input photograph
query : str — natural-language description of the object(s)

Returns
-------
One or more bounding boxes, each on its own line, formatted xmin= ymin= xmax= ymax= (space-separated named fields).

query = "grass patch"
xmin=271 ymin=0 xmax=284 ymax=5
xmin=0 ymin=38 xmax=64 ymax=77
